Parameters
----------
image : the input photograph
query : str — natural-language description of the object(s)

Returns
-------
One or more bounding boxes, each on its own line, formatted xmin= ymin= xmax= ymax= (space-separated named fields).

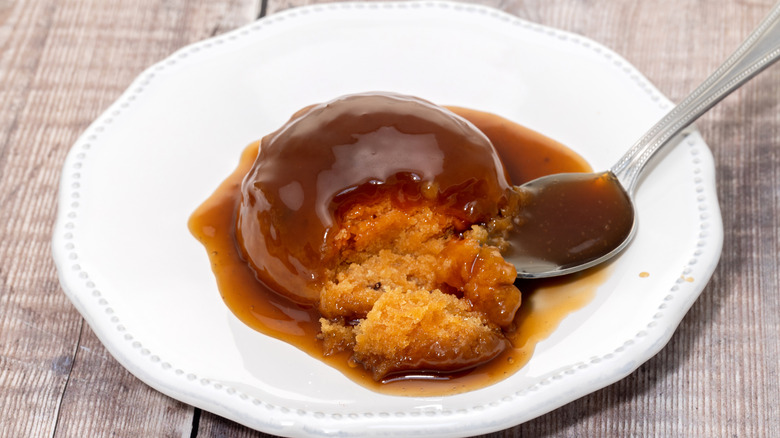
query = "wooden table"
xmin=2 ymin=0 xmax=779 ymax=436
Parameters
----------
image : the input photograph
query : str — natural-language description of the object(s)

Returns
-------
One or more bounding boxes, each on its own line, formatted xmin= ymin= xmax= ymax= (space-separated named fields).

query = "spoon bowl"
xmin=509 ymin=171 xmax=635 ymax=278
xmin=510 ymin=2 xmax=780 ymax=278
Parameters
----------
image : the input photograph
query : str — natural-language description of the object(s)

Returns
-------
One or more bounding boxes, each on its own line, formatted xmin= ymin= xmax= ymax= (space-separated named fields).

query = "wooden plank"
xmin=0 ymin=0 xmax=259 ymax=436
xmin=1 ymin=1 xmax=94 ymax=435
xmin=197 ymin=411 xmax=276 ymax=438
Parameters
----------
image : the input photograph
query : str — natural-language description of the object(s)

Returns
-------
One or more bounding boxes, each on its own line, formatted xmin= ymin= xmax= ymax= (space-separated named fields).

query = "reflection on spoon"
xmin=509 ymin=2 xmax=780 ymax=278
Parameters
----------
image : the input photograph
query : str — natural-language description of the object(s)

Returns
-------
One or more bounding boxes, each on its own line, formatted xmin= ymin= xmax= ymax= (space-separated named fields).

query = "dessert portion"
xmin=236 ymin=93 xmax=523 ymax=379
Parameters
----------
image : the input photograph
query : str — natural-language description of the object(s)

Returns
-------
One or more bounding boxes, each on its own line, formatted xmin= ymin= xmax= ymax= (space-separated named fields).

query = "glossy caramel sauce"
xmin=189 ymin=102 xmax=607 ymax=396
xmin=510 ymin=171 xmax=634 ymax=274
xmin=236 ymin=94 xmax=512 ymax=305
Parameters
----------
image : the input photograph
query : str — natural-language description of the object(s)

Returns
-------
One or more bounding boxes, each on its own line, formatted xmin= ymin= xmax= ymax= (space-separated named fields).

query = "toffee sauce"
xmin=236 ymin=94 xmax=513 ymax=305
xmin=510 ymin=171 xmax=634 ymax=274
xmin=189 ymin=107 xmax=608 ymax=396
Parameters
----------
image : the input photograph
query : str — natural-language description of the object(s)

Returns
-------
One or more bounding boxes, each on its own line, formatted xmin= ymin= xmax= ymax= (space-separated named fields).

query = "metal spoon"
xmin=510 ymin=2 xmax=780 ymax=279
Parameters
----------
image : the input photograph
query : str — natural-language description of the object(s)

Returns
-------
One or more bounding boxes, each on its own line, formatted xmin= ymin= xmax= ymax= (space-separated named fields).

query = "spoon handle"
xmin=611 ymin=2 xmax=780 ymax=193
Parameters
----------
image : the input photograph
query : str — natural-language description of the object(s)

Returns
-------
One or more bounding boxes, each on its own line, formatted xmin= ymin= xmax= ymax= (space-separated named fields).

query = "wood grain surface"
xmin=1 ymin=0 xmax=778 ymax=436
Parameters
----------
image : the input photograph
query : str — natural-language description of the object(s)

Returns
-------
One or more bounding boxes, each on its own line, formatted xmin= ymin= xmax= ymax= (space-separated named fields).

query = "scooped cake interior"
xmin=319 ymin=195 xmax=522 ymax=380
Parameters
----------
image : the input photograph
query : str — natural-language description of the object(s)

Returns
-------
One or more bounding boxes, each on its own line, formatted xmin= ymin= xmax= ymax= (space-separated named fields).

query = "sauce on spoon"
xmin=509 ymin=172 xmax=634 ymax=277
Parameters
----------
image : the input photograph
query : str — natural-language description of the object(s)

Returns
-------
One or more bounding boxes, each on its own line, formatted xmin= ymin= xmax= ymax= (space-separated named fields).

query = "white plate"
xmin=52 ymin=2 xmax=723 ymax=437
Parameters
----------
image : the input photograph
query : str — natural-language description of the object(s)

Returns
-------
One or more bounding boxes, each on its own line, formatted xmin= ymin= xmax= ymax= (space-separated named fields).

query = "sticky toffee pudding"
xmin=189 ymin=92 xmax=604 ymax=395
